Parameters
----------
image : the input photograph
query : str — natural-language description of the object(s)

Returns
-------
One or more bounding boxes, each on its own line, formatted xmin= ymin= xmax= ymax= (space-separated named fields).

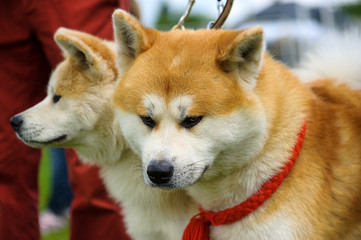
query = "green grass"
xmin=41 ymin=223 xmax=70 ymax=240
xmin=39 ymin=149 xmax=70 ymax=240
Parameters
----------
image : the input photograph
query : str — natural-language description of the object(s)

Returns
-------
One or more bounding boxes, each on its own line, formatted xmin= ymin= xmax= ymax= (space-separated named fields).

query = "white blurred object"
xmin=39 ymin=210 xmax=68 ymax=234
xmin=294 ymin=28 xmax=361 ymax=90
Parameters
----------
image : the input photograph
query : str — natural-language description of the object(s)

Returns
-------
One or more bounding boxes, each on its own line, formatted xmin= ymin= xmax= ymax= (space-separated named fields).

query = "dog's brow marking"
xmin=170 ymin=96 xmax=192 ymax=119
xmin=144 ymin=94 xmax=166 ymax=118
xmin=178 ymin=102 xmax=186 ymax=119
xmin=145 ymin=96 xmax=154 ymax=117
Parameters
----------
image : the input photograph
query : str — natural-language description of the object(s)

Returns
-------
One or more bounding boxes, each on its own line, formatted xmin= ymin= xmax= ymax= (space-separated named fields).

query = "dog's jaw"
xmin=20 ymin=134 xmax=68 ymax=148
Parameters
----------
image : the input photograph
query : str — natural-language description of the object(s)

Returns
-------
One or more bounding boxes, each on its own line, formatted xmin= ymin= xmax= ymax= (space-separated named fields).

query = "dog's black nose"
xmin=10 ymin=115 xmax=23 ymax=131
xmin=147 ymin=160 xmax=174 ymax=184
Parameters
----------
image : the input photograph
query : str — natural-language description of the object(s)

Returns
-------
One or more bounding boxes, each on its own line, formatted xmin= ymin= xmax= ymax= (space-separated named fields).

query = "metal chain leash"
xmin=172 ymin=0 xmax=234 ymax=30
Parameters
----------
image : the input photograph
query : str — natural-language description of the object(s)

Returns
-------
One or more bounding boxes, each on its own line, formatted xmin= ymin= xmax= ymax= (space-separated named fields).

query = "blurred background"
xmin=40 ymin=0 xmax=361 ymax=239
xmin=137 ymin=0 xmax=361 ymax=67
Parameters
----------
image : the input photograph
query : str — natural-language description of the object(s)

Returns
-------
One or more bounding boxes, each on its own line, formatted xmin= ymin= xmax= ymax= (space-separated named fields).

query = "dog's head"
xmin=10 ymin=28 xmax=119 ymax=152
xmin=112 ymin=10 xmax=267 ymax=189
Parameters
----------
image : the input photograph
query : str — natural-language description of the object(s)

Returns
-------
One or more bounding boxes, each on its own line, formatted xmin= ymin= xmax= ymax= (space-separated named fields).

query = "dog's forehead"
xmin=114 ymin=30 xmax=247 ymax=116
xmin=51 ymin=60 xmax=92 ymax=97
xmin=152 ymin=30 xmax=221 ymax=64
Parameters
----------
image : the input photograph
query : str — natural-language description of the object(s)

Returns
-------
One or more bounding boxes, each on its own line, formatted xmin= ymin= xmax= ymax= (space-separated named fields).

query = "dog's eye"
xmin=181 ymin=116 xmax=203 ymax=129
xmin=53 ymin=94 xmax=62 ymax=103
xmin=140 ymin=116 xmax=156 ymax=129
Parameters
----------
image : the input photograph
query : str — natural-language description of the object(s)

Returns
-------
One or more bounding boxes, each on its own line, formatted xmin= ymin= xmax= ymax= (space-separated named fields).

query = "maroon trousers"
xmin=0 ymin=0 xmax=131 ymax=239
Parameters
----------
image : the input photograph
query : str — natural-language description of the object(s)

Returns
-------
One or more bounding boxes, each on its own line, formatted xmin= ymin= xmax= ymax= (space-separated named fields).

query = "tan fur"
xmin=114 ymin=29 xmax=260 ymax=116
xmin=54 ymin=29 xmax=118 ymax=98
xmin=113 ymin=10 xmax=361 ymax=239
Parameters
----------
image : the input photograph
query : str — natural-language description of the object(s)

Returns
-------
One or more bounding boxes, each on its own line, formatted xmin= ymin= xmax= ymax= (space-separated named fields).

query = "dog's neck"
xmin=75 ymin=113 xmax=127 ymax=166
xmin=188 ymin=55 xmax=311 ymax=212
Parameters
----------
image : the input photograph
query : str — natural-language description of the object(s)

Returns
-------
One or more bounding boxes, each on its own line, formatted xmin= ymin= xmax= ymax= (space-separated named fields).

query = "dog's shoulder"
xmin=294 ymin=78 xmax=361 ymax=238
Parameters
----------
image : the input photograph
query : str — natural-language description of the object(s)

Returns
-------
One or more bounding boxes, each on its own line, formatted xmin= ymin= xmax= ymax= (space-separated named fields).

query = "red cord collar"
xmin=182 ymin=122 xmax=307 ymax=240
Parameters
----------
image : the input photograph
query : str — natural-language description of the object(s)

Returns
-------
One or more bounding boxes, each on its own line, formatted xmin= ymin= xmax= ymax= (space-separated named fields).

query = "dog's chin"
xmin=21 ymin=134 xmax=68 ymax=148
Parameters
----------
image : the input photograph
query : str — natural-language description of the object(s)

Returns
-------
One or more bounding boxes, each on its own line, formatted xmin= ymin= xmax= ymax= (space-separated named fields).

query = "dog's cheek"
xmin=115 ymin=110 xmax=145 ymax=156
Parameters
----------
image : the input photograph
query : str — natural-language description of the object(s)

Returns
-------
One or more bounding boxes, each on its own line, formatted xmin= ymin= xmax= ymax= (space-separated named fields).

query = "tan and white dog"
xmin=112 ymin=9 xmax=361 ymax=240
xmin=10 ymin=28 xmax=197 ymax=240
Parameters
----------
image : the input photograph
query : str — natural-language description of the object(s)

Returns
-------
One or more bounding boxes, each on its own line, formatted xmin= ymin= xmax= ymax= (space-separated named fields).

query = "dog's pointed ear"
xmin=112 ymin=9 xmax=156 ymax=74
xmin=217 ymin=27 xmax=265 ymax=89
xmin=54 ymin=27 xmax=115 ymax=81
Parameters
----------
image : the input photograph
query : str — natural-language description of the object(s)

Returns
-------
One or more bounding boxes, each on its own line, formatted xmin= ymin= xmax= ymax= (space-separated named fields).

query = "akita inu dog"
xmin=112 ymin=9 xmax=361 ymax=240
xmin=10 ymin=27 xmax=197 ymax=240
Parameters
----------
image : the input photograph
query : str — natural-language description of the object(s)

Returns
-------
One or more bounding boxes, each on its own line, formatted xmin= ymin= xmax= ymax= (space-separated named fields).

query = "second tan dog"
xmin=10 ymin=27 xmax=198 ymax=240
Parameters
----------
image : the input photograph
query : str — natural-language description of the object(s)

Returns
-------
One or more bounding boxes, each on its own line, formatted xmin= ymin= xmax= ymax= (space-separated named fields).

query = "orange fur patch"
xmin=114 ymin=29 xmax=262 ymax=117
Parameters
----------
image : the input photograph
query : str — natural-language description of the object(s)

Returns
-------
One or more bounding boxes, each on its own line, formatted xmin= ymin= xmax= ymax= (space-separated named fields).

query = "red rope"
xmin=182 ymin=122 xmax=307 ymax=240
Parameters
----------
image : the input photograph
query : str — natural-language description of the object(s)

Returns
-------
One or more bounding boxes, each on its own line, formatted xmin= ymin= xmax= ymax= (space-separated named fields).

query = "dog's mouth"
xmin=149 ymin=176 xmax=202 ymax=190
xmin=147 ymin=165 xmax=211 ymax=190
xmin=25 ymin=134 xmax=68 ymax=146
